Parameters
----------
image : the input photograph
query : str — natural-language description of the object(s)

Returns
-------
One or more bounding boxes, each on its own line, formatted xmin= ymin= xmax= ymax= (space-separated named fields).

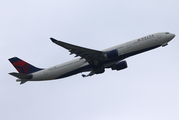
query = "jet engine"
xmin=111 ymin=61 xmax=127 ymax=71
xmin=105 ymin=49 xmax=119 ymax=59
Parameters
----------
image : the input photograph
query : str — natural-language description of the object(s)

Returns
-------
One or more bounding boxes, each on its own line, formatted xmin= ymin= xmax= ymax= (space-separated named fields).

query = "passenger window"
xmin=166 ymin=32 xmax=169 ymax=34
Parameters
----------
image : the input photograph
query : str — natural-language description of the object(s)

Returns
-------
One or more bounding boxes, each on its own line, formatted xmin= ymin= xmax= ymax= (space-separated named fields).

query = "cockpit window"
xmin=166 ymin=32 xmax=169 ymax=34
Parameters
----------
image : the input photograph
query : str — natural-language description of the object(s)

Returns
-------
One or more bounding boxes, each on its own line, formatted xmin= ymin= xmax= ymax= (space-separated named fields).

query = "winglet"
xmin=82 ymin=74 xmax=86 ymax=77
xmin=50 ymin=38 xmax=57 ymax=43
xmin=81 ymin=71 xmax=95 ymax=78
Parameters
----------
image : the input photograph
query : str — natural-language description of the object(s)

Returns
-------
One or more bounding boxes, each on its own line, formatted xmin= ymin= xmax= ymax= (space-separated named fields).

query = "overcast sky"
xmin=1 ymin=0 xmax=179 ymax=120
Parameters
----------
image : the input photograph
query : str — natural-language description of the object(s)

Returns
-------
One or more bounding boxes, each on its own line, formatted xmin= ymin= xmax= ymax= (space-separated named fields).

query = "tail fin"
xmin=8 ymin=57 xmax=43 ymax=74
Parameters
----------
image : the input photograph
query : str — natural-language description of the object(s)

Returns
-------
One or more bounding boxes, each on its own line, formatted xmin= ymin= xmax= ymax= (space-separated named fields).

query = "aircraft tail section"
xmin=9 ymin=72 xmax=33 ymax=84
xmin=9 ymin=72 xmax=33 ymax=79
xmin=8 ymin=57 xmax=43 ymax=74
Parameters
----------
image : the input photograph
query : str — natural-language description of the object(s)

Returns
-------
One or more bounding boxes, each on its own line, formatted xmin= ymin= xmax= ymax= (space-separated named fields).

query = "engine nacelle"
xmin=105 ymin=49 xmax=119 ymax=59
xmin=111 ymin=61 xmax=127 ymax=71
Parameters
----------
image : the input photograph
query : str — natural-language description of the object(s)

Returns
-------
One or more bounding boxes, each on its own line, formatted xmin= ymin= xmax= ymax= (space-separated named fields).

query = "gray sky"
xmin=1 ymin=0 xmax=179 ymax=120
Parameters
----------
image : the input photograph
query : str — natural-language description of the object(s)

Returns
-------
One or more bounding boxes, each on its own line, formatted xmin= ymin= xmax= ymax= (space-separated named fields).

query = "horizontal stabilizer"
xmin=9 ymin=72 xmax=33 ymax=79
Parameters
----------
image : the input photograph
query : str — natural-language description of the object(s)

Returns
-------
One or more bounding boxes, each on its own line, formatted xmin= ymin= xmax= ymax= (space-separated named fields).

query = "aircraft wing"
xmin=50 ymin=38 xmax=105 ymax=65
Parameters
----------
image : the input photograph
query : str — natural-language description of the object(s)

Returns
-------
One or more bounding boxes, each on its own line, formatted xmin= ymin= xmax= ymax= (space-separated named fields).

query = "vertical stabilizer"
xmin=8 ymin=57 xmax=43 ymax=74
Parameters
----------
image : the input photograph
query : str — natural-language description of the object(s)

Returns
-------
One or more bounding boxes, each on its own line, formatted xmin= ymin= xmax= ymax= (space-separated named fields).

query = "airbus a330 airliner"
xmin=9 ymin=32 xmax=175 ymax=84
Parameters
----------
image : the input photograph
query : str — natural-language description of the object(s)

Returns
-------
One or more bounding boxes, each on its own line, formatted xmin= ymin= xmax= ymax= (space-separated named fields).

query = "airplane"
xmin=8 ymin=32 xmax=175 ymax=84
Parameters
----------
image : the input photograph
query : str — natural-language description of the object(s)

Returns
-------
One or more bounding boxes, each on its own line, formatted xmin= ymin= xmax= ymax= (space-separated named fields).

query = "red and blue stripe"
xmin=9 ymin=57 xmax=43 ymax=74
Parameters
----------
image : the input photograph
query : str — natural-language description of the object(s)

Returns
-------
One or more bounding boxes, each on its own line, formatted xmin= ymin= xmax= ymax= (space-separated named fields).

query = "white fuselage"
xmin=31 ymin=32 xmax=175 ymax=81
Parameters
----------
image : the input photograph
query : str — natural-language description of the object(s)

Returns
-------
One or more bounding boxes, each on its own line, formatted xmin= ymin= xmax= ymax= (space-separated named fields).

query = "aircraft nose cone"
xmin=169 ymin=33 xmax=175 ymax=40
xmin=171 ymin=33 xmax=176 ymax=39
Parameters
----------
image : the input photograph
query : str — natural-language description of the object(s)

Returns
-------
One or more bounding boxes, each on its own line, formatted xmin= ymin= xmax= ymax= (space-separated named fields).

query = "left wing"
xmin=50 ymin=38 xmax=105 ymax=65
